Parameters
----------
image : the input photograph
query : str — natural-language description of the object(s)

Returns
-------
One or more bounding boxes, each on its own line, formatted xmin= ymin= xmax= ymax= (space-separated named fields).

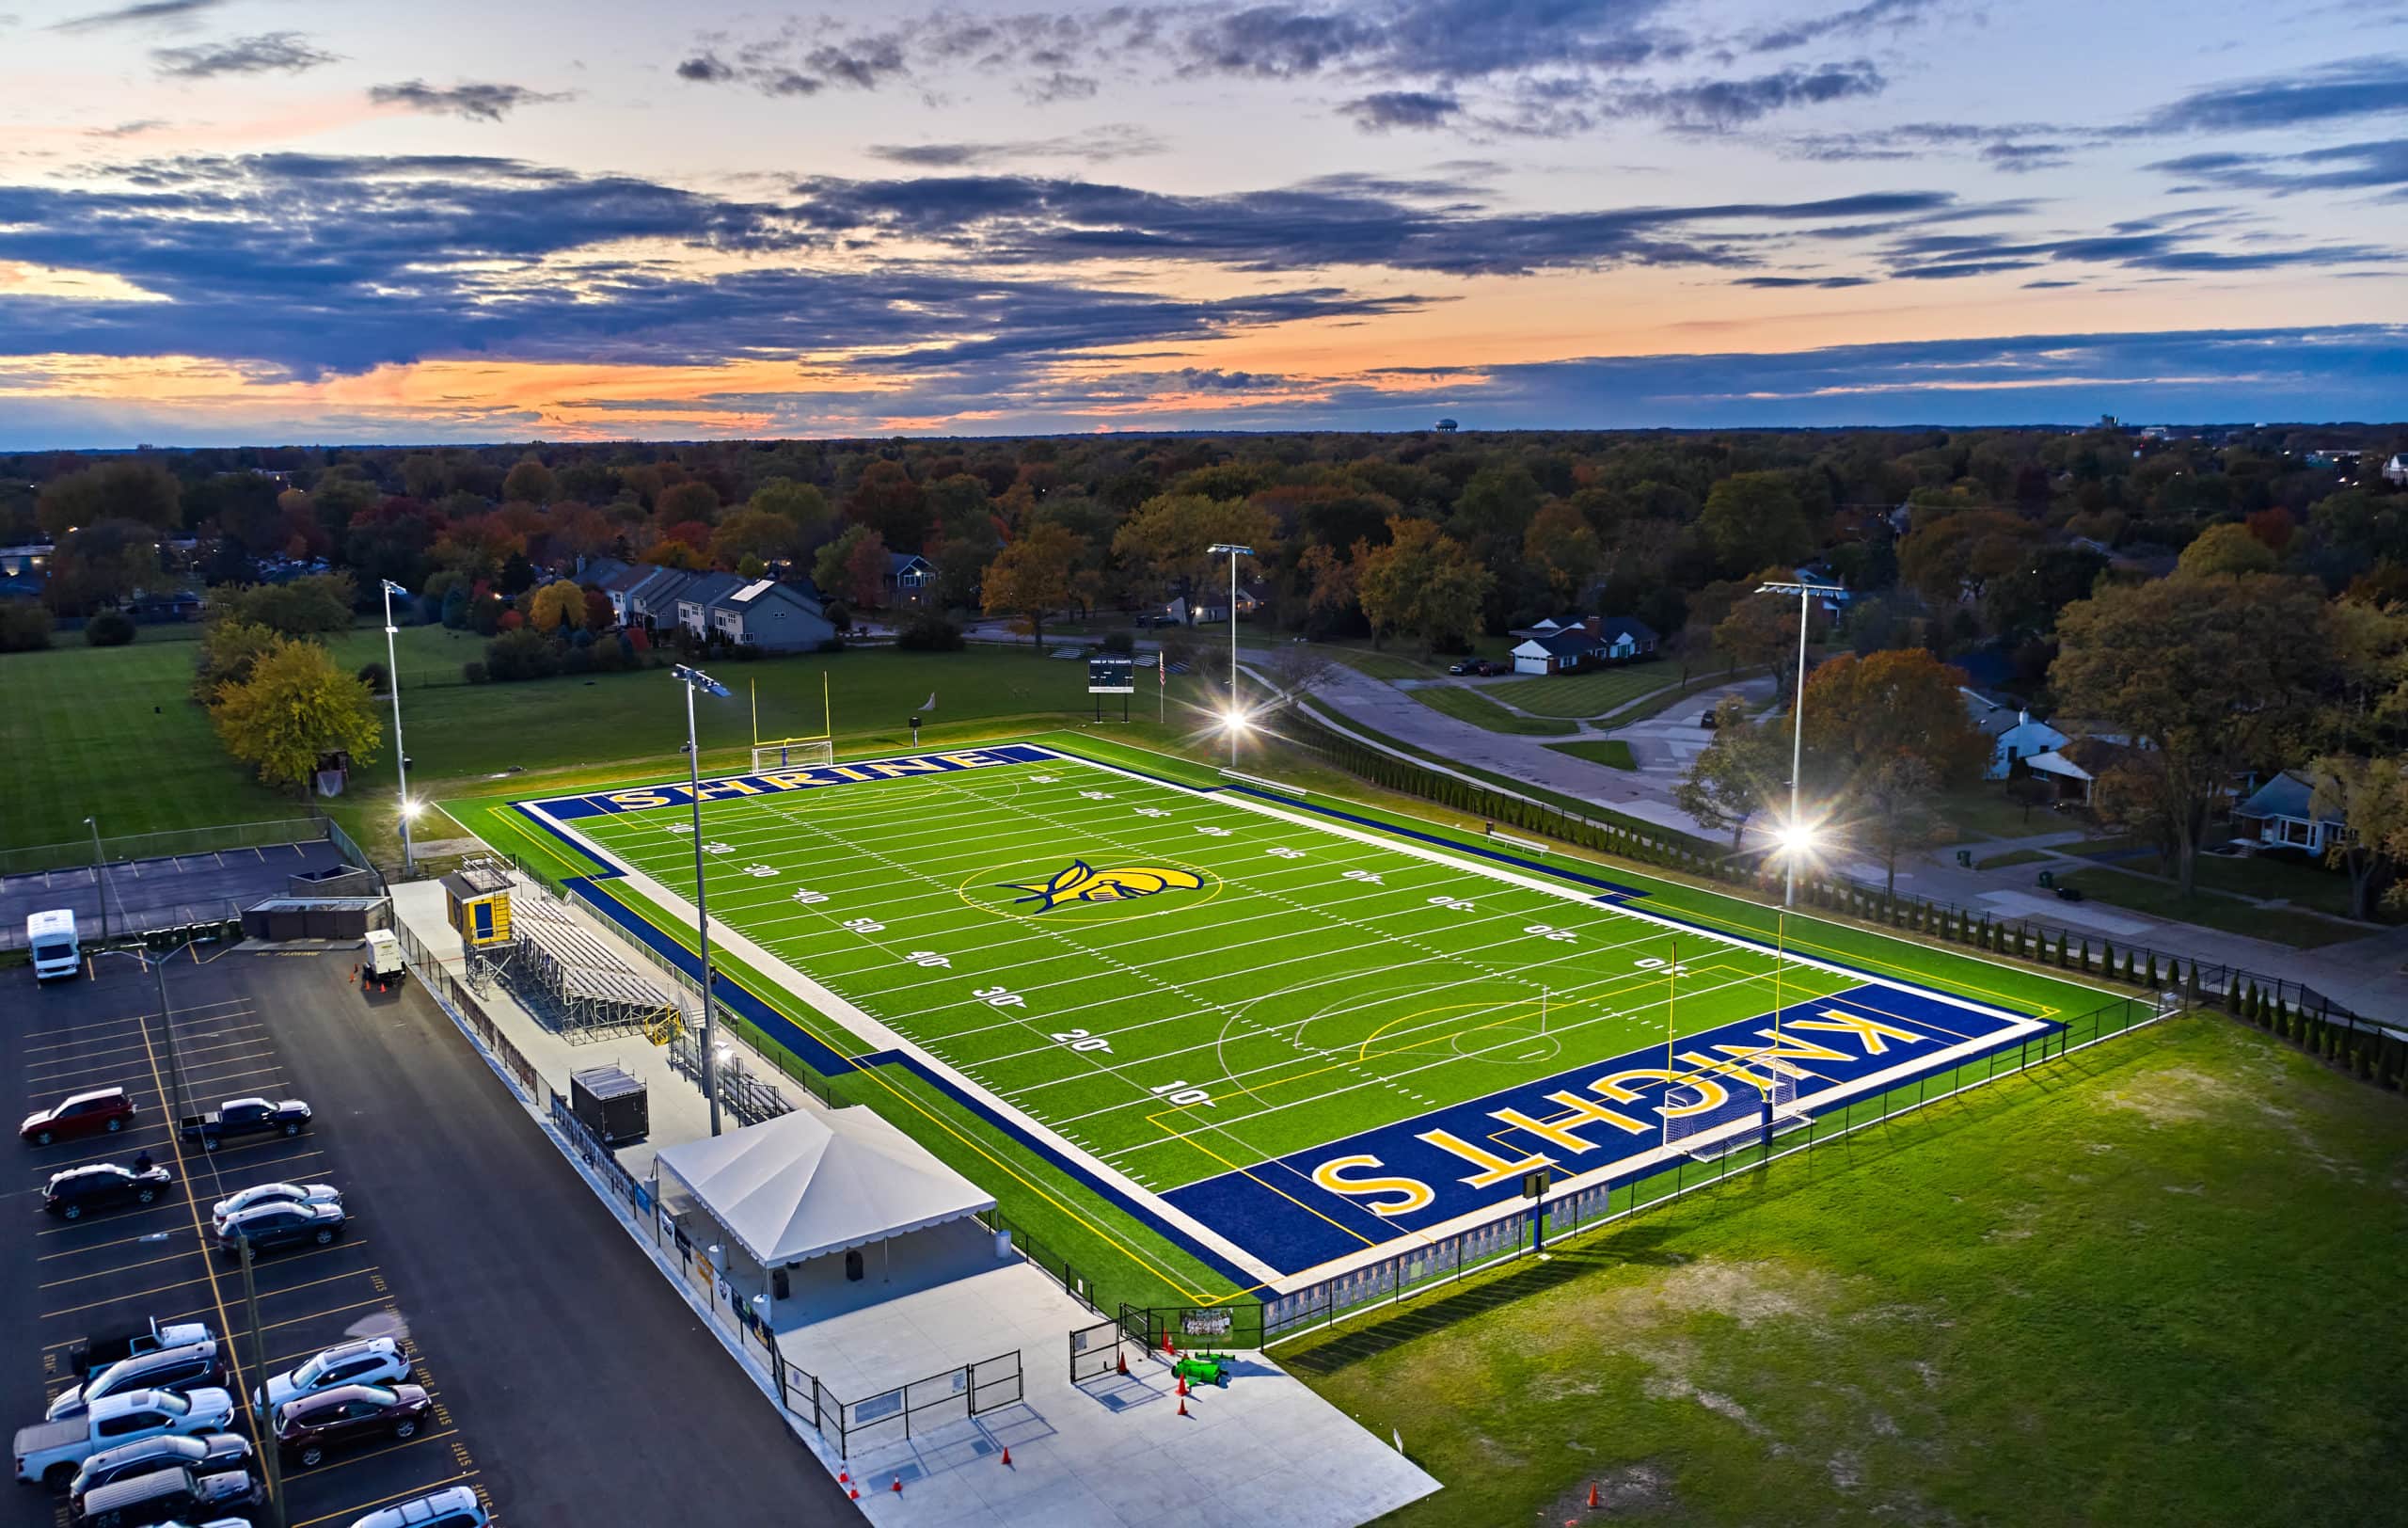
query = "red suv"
xmin=22 ymin=1088 xmax=136 ymax=1147
xmin=274 ymin=1383 xmax=433 ymax=1467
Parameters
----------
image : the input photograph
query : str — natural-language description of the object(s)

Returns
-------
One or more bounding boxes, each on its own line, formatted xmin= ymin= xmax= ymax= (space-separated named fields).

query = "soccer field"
xmin=511 ymin=742 xmax=2052 ymax=1291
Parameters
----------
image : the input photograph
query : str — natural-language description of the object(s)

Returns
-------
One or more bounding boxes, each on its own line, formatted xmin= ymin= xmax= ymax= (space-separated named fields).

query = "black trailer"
xmin=570 ymin=1065 xmax=649 ymax=1146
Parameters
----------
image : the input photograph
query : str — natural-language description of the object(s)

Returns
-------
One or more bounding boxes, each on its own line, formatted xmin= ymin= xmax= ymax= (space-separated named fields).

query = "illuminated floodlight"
xmin=399 ymin=797 xmax=423 ymax=820
xmin=1222 ymin=707 xmax=1254 ymax=734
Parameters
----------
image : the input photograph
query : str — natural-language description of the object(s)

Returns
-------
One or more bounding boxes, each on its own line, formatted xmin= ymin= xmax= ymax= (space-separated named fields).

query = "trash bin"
xmin=845 ymin=1249 xmax=864 ymax=1282
xmin=2037 ymin=869 xmax=2056 ymax=889
xmin=772 ymin=1266 xmax=790 ymax=1300
xmin=1956 ymin=849 xmax=1972 ymax=867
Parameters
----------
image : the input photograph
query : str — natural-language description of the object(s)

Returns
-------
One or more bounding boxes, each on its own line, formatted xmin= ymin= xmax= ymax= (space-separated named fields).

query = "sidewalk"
xmin=388 ymin=876 xmax=1440 ymax=1528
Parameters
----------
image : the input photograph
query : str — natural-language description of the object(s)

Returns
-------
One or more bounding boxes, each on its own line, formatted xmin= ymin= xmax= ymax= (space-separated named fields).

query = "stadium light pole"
xmin=1752 ymin=580 xmax=1843 ymax=908
xmin=674 ymin=664 xmax=732 ymax=1137
xmin=83 ymin=817 xmax=109 ymax=942
xmin=1207 ymin=543 xmax=1253 ymax=767
xmin=379 ymin=580 xmax=417 ymax=876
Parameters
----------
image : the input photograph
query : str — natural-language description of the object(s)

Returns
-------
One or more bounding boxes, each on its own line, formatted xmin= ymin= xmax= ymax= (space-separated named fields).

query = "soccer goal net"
xmin=1660 ymin=1057 xmax=1804 ymax=1161
xmin=751 ymin=737 xmax=834 ymax=772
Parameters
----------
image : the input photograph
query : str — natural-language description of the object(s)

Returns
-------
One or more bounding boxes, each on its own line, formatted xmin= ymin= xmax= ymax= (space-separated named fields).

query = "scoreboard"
xmin=1087 ymin=654 xmax=1135 ymax=693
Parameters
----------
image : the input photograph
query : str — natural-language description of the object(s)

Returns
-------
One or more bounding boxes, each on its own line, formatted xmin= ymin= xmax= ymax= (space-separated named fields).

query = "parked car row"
xmin=1446 ymin=659 xmax=1507 ymax=676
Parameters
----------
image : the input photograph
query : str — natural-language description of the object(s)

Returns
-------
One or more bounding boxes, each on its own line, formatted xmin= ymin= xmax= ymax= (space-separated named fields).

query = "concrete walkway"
xmin=389 ymin=874 xmax=1440 ymax=1528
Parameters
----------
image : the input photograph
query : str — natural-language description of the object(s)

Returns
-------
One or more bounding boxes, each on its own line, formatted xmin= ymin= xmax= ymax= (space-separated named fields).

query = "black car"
xmin=216 ymin=1200 xmax=345 ymax=1260
xmin=43 ymin=1164 xmax=172 ymax=1220
xmin=68 ymin=1433 xmax=253 ymax=1500
xmin=68 ymin=1462 xmax=261 ymax=1528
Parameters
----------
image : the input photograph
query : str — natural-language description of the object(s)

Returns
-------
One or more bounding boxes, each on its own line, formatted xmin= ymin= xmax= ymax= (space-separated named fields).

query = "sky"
xmin=1 ymin=0 xmax=2406 ymax=447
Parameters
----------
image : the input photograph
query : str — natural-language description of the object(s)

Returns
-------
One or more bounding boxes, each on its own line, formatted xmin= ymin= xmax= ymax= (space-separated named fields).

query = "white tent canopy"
xmin=652 ymin=1106 xmax=995 ymax=1268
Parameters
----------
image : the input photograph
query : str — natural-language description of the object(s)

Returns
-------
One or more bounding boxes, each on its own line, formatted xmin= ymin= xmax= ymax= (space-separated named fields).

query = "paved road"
xmin=2 ymin=948 xmax=858 ymax=1528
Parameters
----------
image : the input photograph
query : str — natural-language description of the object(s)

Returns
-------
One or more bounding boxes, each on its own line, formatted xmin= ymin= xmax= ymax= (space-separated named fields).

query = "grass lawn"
xmin=1975 ymin=847 xmax=2052 ymax=871
xmin=1486 ymin=663 xmax=1674 ymax=718
xmin=2097 ymin=849 xmax=2371 ymax=921
xmin=1933 ymin=786 xmax=2062 ymax=842
xmin=1282 ymin=1014 xmax=2408 ymax=1528
xmin=1543 ymin=739 xmax=1638 ymax=771
xmin=2054 ymin=867 xmax=2363 ymax=948
xmin=0 ymin=637 xmax=305 ymax=852
xmin=1405 ymin=684 xmax=1579 ymax=736
xmin=1320 ymin=645 xmax=1447 ymax=682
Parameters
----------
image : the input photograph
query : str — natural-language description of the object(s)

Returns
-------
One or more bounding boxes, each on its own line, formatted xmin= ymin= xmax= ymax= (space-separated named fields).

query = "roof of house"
xmin=2239 ymin=770 xmax=2341 ymax=825
xmin=626 ymin=566 xmax=698 ymax=605
xmin=577 ymin=557 xmax=630 ymax=587
xmin=1515 ymin=630 xmax=1600 ymax=659
xmin=712 ymin=580 xmax=825 ymax=617
xmin=596 ymin=562 xmax=655 ymax=594
xmin=1598 ymin=615 xmax=1657 ymax=645
xmin=676 ymin=571 xmax=746 ymax=609
xmin=1958 ymin=687 xmax=2025 ymax=738
xmin=887 ymin=551 xmax=933 ymax=576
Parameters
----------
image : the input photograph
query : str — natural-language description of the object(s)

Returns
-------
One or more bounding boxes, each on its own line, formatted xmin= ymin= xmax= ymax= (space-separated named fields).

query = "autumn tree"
xmin=1897 ymin=508 xmax=2040 ymax=607
xmin=192 ymin=619 xmax=282 ymax=703
xmin=1699 ymin=471 xmax=1809 ymax=575
xmin=980 ymin=521 xmax=1080 ymax=651
xmin=2306 ymin=756 xmax=2408 ymax=920
xmin=2052 ymin=573 xmax=2343 ymax=893
xmin=655 ymin=481 xmax=721 ymax=525
xmin=1674 ymin=696 xmax=1784 ymax=850
xmin=2176 ymin=522 xmax=2278 ymax=579
xmin=1524 ymin=499 xmax=1603 ymax=603
xmin=708 ymin=508 xmax=801 ymax=570
xmin=1713 ymin=586 xmax=1804 ymax=697
xmin=528 ymin=580 xmax=586 ymax=633
xmin=1354 ymin=517 xmax=1494 ymax=655
xmin=501 ymin=457 xmax=556 ymax=506
xmin=749 ymin=479 xmax=833 ymax=539
xmin=1856 ymin=752 xmax=1942 ymax=897
xmin=36 ymin=461 xmax=182 ymax=538
xmin=1798 ymin=649 xmax=1988 ymax=787
xmin=210 ymin=638 xmax=382 ymax=797
xmin=845 ymin=460 xmax=927 ymax=549
xmin=1108 ymin=494 xmax=1275 ymax=624
xmin=41 ymin=520 xmax=163 ymax=613
xmin=815 ymin=525 xmax=891 ymax=609
xmin=1297 ymin=543 xmax=1360 ymax=625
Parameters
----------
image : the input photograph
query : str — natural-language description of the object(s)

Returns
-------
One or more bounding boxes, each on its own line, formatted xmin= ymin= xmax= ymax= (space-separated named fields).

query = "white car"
xmin=348 ymin=1485 xmax=488 ymax=1528
xmin=254 ymin=1337 xmax=409 ymax=1416
xmin=210 ymin=1182 xmax=341 ymax=1235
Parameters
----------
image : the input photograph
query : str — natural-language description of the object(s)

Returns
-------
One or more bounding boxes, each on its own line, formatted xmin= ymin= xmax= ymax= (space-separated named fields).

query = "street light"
xmin=1206 ymin=543 xmax=1253 ymax=767
xmin=673 ymin=664 xmax=732 ymax=1137
xmin=378 ymin=580 xmax=416 ymax=876
xmin=1752 ymin=580 xmax=1846 ymax=908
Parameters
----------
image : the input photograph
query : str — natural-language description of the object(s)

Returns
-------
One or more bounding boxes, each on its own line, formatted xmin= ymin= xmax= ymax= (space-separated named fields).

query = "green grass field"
xmin=2055 ymin=867 xmax=2363 ymax=949
xmin=1405 ymin=684 xmax=1579 ymax=735
xmin=1486 ymin=664 xmax=1675 ymax=718
xmin=477 ymin=733 xmax=2120 ymax=1297
xmin=1281 ymin=1012 xmax=2408 ymax=1527
xmin=1544 ymin=739 xmax=1638 ymax=771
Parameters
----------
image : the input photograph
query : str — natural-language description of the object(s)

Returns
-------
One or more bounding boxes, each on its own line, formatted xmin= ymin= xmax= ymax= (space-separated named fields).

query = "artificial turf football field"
xmin=505 ymin=738 xmax=2067 ymax=1290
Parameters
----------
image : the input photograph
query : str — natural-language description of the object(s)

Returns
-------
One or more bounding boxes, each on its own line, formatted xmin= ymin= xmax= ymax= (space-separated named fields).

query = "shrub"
xmin=462 ymin=660 xmax=489 ymax=684
xmin=1101 ymin=629 xmax=1135 ymax=656
xmin=897 ymin=613 xmax=964 ymax=651
xmin=483 ymin=627 xmax=562 ymax=682
xmin=0 ymin=599 xmax=54 ymax=651
xmin=83 ymin=611 xmax=136 ymax=646
xmin=356 ymin=660 xmax=390 ymax=695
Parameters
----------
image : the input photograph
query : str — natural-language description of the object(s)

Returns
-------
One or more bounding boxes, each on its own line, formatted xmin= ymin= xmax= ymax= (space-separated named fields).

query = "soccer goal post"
xmin=1660 ymin=1056 xmax=1804 ymax=1161
xmin=751 ymin=737 xmax=833 ymax=772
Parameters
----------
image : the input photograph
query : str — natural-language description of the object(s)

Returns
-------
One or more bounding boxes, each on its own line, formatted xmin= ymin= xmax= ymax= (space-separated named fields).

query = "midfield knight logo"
xmin=1001 ymin=860 xmax=1206 ymax=912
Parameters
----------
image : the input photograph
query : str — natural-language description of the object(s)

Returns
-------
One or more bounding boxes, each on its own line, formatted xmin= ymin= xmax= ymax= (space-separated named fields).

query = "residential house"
xmin=1960 ymin=689 xmax=2069 ymax=780
xmin=707 ymin=579 xmax=836 ymax=653
xmin=2234 ymin=771 xmax=2345 ymax=855
xmin=625 ymin=566 xmax=700 ymax=630
xmin=2386 ymin=454 xmax=2408 ymax=487
xmin=594 ymin=562 xmax=658 ymax=626
xmin=2022 ymin=736 xmax=2132 ymax=805
xmin=1506 ymin=614 xmax=1659 ymax=675
xmin=885 ymin=552 xmax=935 ymax=607
xmin=674 ymin=571 xmax=747 ymax=637
xmin=1167 ymin=581 xmax=1265 ymax=625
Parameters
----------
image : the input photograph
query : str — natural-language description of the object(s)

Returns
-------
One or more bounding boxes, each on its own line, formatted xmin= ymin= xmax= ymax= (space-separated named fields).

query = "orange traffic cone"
xmin=1176 ymin=1375 xmax=1188 ymax=1396
xmin=1587 ymin=1483 xmax=1600 ymax=1509
xmin=838 ymin=1472 xmax=848 ymax=1485
xmin=1117 ymin=1351 xmax=1129 ymax=1376
xmin=848 ymin=1488 xmax=859 ymax=1501
xmin=891 ymin=1476 xmax=903 ymax=1494
xmin=1001 ymin=1446 xmax=1012 ymax=1468
xmin=1177 ymin=1395 xmax=1189 ymax=1417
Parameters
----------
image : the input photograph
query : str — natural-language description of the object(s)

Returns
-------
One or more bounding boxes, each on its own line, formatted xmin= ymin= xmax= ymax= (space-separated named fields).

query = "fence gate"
xmin=1069 ymin=1319 xmax=1119 ymax=1383
xmin=970 ymin=1350 xmax=1022 ymax=1413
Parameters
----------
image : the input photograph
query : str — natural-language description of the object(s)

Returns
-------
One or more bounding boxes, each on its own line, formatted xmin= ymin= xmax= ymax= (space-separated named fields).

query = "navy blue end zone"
xmin=1162 ymin=984 xmax=2050 ymax=1277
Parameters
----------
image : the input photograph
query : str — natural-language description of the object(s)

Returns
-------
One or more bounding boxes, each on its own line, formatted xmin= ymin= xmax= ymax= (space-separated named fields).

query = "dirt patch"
xmin=1540 ymin=1461 xmax=1679 ymax=1522
xmin=2098 ymin=1064 xmax=2243 ymax=1125
xmin=1557 ymin=1256 xmax=1843 ymax=1335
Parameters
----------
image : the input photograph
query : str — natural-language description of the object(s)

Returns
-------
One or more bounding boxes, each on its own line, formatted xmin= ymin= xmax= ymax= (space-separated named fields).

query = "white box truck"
xmin=26 ymin=910 xmax=78 ymax=982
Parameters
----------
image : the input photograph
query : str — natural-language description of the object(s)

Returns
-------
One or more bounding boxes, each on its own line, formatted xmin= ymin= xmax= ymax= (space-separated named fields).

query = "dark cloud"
xmin=0 ymin=153 xmax=1423 ymax=381
xmin=2142 ymin=56 xmax=2408 ymax=134
xmin=1744 ymin=0 xmax=1945 ymax=53
xmin=2021 ymin=279 xmax=2079 ymax=288
xmin=51 ymin=0 xmax=222 ymax=33
xmin=2148 ymin=139 xmax=2408 ymax=195
xmin=1873 ymin=223 xmax=2399 ymax=279
xmin=1339 ymin=89 xmax=1463 ymax=131
xmin=367 ymin=82 xmax=575 ymax=122
xmin=85 ymin=119 xmax=170 ymax=139
xmin=1022 ymin=71 xmax=1101 ymax=103
xmin=1616 ymin=60 xmax=1885 ymax=130
xmin=151 ymin=32 xmax=338 ymax=78
xmin=865 ymin=128 xmax=1167 ymax=167
xmin=781 ymin=171 xmax=1961 ymax=276
xmin=1979 ymin=141 xmax=2072 ymax=172
xmin=674 ymin=54 xmax=735 ymax=82
xmin=1734 ymin=274 xmax=1875 ymax=288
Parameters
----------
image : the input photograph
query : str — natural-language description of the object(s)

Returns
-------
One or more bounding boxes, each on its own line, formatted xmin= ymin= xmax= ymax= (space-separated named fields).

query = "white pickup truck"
xmin=13 ymin=1386 xmax=235 ymax=1488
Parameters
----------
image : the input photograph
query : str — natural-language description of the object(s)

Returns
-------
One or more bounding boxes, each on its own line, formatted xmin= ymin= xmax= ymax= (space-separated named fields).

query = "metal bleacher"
xmin=489 ymin=877 xmax=682 ymax=1045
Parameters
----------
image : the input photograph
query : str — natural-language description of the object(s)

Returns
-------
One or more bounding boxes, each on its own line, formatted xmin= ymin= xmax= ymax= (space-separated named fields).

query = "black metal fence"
xmin=1257 ymin=992 xmax=2166 ymax=1346
xmin=1069 ymin=1317 xmax=1121 ymax=1383
xmin=977 ymin=1208 xmax=1101 ymax=1313
xmin=394 ymin=919 xmax=547 ymax=1101
xmin=1117 ymin=1300 xmax=1268 ymax=1353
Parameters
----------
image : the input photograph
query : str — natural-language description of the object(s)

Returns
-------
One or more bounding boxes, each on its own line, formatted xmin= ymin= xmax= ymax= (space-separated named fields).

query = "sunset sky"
xmin=2 ymin=0 xmax=2405 ymax=446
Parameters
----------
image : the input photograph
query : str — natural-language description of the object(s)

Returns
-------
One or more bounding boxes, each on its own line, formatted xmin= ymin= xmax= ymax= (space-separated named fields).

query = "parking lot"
xmin=4 ymin=943 xmax=859 ymax=1527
